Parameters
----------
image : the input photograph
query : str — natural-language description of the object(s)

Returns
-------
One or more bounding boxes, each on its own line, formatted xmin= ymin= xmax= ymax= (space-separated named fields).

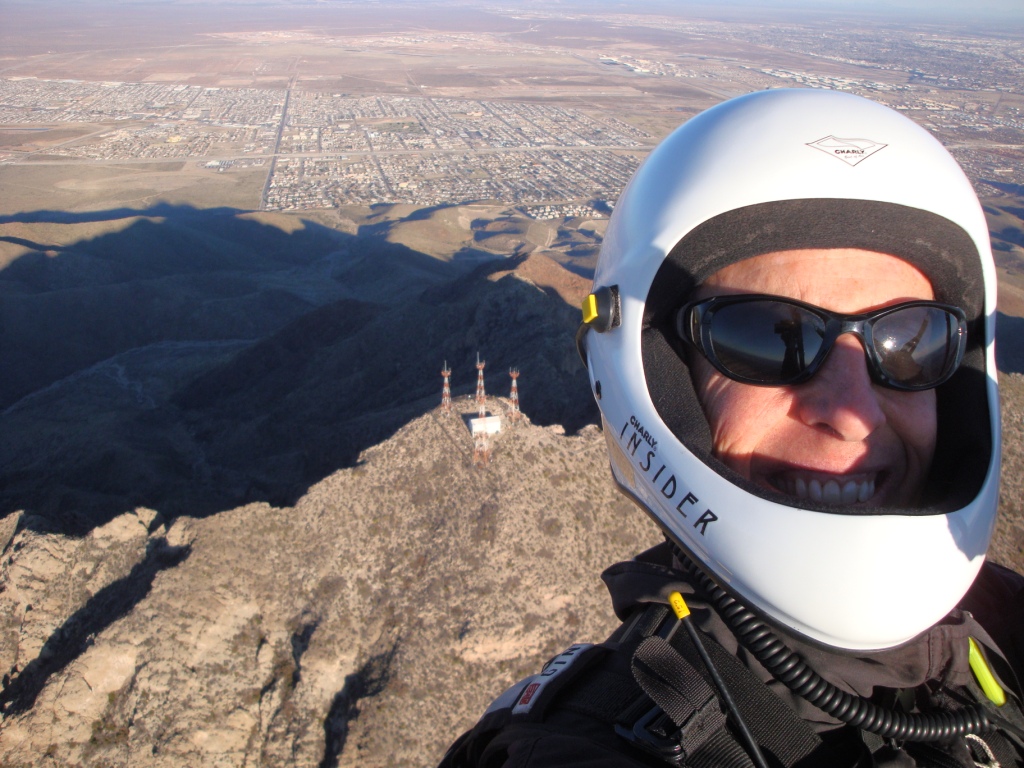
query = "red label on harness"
xmin=517 ymin=682 xmax=541 ymax=707
xmin=511 ymin=643 xmax=594 ymax=716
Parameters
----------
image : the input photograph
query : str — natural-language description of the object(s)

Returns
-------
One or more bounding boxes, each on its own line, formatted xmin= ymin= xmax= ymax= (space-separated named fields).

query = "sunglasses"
xmin=676 ymin=294 xmax=967 ymax=391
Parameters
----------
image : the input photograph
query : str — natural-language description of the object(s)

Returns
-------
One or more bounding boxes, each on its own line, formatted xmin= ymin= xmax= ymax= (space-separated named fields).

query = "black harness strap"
xmin=551 ymin=602 xmax=829 ymax=767
xmin=687 ymin=630 xmax=824 ymax=765
xmin=622 ymin=603 xmax=825 ymax=767
xmin=686 ymin=729 xmax=760 ymax=768
xmin=553 ymin=602 xmax=830 ymax=767
xmin=631 ymin=636 xmax=727 ymax=758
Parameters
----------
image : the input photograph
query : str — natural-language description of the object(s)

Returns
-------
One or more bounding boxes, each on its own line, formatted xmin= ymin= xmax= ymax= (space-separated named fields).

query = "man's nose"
xmin=792 ymin=335 xmax=886 ymax=441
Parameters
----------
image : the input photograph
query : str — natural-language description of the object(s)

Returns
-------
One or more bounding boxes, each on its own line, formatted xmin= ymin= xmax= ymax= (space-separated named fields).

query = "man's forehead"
xmin=696 ymin=248 xmax=936 ymax=310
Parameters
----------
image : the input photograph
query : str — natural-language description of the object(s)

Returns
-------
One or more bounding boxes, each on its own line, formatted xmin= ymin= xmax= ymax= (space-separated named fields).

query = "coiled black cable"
xmin=673 ymin=546 xmax=994 ymax=741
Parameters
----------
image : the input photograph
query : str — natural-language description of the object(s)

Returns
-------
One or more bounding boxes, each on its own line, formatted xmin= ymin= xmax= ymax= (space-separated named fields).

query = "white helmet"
xmin=580 ymin=88 xmax=998 ymax=650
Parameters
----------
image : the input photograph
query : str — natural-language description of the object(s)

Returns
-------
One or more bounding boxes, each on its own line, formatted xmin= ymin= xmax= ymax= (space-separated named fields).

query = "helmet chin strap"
xmin=669 ymin=542 xmax=1011 ymax=742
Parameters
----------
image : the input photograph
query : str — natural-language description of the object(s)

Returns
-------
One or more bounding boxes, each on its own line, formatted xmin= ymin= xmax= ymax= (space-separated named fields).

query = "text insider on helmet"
xmin=440 ymin=90 xmax=1024 ymax=767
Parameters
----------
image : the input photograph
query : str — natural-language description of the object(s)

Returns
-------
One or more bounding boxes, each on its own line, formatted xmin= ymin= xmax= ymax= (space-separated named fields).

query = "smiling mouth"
xmin=769 ymin=471 xmax=882 ymax=504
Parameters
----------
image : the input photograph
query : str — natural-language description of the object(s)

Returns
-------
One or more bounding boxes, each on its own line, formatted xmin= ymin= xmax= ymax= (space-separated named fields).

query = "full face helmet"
xmin=579 ymin=88 xmax=998 ymax=651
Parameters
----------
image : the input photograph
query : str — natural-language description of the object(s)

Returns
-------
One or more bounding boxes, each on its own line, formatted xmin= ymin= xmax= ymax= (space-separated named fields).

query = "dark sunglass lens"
xmin=871 ymin=306 xmax=959 ymax=386
xmin=708 ymin=301 xmax=826 ymax=383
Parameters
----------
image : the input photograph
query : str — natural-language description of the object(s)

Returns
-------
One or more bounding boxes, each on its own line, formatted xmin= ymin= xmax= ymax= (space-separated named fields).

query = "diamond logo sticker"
xmin=807 ymin=136 xmax=888 ymax=166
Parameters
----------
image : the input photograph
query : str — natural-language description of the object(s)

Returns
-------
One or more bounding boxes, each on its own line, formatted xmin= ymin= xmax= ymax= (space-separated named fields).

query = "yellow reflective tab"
xmin=969 ymin=637 xmax=1006 ymax=707
xmin=582 ymin=294 xmax=599 ymax=324
xmin=669 ymin=591 xmax=690 ymax=620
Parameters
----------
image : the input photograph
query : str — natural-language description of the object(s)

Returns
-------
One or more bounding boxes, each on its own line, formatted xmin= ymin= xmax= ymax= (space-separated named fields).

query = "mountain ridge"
xmin=0 ymin=221 xmax=595 ymax=530
xmin=0 ymin=403 xmax=663 ymax=766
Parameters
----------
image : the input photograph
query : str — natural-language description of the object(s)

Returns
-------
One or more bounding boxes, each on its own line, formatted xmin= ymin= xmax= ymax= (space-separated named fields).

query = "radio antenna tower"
xmin=509 ymin=368 xmax=521 ymax=423
xmin=475 ymin=352 xmax=487 ymax=418
xmin=441 ymin=360 xmax=452 ymax=415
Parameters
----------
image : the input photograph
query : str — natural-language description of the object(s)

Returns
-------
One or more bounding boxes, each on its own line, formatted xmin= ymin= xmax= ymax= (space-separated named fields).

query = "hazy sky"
xmin=728 ymin=0 xmax=1020 ymax=18
xmin=573 ymin=0 xmax=1023 ymax=22
xmin=7 ymin=0 xmax=1024 ymax=24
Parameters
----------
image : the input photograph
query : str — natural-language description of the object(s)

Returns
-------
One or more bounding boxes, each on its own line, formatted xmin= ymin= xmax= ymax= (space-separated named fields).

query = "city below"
xmin=1 ymin=10 xmax=1022 ymax=215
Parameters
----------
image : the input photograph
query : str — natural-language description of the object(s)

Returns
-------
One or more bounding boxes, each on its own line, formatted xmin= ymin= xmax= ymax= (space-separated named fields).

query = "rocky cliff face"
xmin=0 ymin=405 xmax=663 ymax=766
xmin=0 ymin=205 xmax=652 ymax=765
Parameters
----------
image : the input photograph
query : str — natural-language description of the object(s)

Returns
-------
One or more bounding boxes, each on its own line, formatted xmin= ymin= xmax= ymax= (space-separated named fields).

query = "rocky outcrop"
xmin=0 ymin=406 xmax=662 ymax=766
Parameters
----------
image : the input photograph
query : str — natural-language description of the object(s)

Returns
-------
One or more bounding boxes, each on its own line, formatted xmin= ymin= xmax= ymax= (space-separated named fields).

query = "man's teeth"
xmin=784 ymin=476 xmax=875 ymax=504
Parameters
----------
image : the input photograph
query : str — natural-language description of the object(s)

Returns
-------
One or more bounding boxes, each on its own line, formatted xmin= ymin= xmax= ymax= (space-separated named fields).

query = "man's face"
xmin=689 ymin=248 xmax=937 ymax=507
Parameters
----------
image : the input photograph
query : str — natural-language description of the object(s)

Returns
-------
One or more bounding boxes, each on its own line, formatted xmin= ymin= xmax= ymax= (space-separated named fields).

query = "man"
xmin=440 ymin=89 xmax=1024 ymax=766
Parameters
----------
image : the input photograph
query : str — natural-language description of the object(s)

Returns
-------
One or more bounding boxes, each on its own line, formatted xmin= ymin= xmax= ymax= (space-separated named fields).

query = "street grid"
xmin=2 ymin=18 xmax=1023 ymax=212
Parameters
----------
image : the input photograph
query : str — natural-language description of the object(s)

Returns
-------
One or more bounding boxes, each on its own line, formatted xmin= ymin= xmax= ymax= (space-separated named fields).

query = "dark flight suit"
xmin=440 ymin=543 xmax=1024 ymax=768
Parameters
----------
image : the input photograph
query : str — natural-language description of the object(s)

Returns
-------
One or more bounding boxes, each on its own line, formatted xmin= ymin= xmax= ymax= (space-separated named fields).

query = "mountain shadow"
xmin=998 ymin=312 xmax=1024 ymax=375
xmin=0 ymin=204 xmax=597 ymax=535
